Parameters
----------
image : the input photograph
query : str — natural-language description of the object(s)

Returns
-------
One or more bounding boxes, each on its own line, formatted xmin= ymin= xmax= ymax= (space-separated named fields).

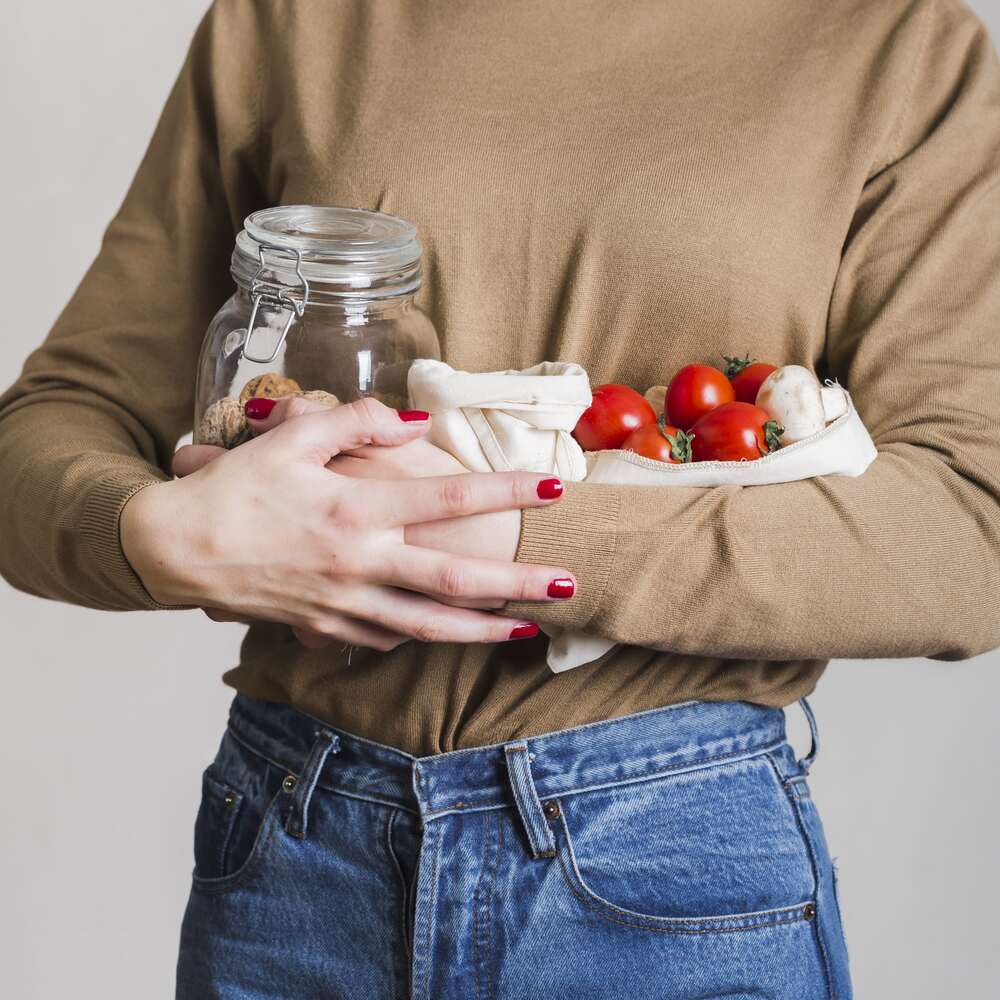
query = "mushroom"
xmin=755 ymin=366 xmax=847 ymax=444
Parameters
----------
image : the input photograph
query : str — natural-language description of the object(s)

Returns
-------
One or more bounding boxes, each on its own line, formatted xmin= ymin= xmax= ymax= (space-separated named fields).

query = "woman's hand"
xmin=175 ymin=397 xmax=537 ymax=606
xmin=122 ymin=397 xmax=573 ymax=650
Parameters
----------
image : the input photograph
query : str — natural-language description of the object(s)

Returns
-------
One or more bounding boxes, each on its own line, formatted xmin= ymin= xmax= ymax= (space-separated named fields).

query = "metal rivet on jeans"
xmin=282 ymin=775 xmax=297 ymax=793
xmin=542 ymin=799 xmax=560 ymax=819
xmin=223 ymin=791 xmax=237 ymax=808
xmin=803 ymin=902 xmax=817 ymax=921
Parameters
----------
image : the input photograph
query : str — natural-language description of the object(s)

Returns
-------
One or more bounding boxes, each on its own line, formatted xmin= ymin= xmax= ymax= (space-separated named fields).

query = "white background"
xmin=1 ymin=2 xmax=998 ymax=996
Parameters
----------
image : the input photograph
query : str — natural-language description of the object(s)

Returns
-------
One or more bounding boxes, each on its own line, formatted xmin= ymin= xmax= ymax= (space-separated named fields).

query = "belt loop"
xmin=286 ymin=728 xmax=341 ymax=840
xmin=797 ymin=697 xmax=820 ymax=775
xmin=504 ymin=741 xmax=556 ymax=859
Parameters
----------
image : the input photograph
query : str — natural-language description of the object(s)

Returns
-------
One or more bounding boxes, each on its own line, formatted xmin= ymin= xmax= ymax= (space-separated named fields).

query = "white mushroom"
xmin=755 ymin=366 xmax=846 ymax=444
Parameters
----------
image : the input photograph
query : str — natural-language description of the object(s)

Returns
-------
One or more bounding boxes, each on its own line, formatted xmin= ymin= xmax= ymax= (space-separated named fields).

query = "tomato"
xmin=573 ymin=383 xmax=656 ymax=451
xmin=723 ymin=355 xmax=778 ymax=404
xmin=665 ymin=364 xmax=735 ymax=430
xmin=690 ymin=402 xmax=784 ymax=462
xmin=621 ymin=419 xmax=694 ymax=464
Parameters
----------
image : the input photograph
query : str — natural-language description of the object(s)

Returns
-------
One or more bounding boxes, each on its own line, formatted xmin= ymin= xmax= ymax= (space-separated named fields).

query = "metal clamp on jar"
xmin=194 ymin=205 xmax=440 ymax=447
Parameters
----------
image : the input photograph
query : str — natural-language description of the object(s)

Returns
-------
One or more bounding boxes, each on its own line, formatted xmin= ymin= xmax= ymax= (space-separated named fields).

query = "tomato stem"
xmin=723 ymin=353 xmax=754 ymax=378
xmin=657 ymin=414 xmax=694 ymax=462
xmin=763 ymin=420 xmax=785 ymax=453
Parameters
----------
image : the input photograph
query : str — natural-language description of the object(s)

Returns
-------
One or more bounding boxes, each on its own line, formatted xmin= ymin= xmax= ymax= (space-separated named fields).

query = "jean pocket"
xmin=190 ymin=730 xmax=289 ymax=894
xmin=192 ymin=769 xmax=245 ymax=879
xmin=550 ymin=751 xmax=819 ymax=934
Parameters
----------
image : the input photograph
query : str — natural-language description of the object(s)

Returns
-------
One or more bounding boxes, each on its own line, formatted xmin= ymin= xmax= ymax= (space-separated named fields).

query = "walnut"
xmin=294 ymin=389 xmax=341 ymax=408
xmin=199 ymin=383 xmax=340 ymax=450
xmin=198 ymin=396 xmax=249 ymax=448
xmin=239 ymin=372 xmax=302 ymax=403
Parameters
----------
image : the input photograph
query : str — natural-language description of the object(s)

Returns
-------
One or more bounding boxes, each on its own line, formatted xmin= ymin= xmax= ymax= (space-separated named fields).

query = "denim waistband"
xmin=225 ymin=693 xmax=789 ymax=824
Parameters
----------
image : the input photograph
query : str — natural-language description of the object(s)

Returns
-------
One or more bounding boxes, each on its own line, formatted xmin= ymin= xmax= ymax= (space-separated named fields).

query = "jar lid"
xmin=232 ymin=205 xmax=422 ymax=297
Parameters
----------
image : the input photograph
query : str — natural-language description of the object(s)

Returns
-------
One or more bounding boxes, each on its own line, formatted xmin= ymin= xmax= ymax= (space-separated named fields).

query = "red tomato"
xmin=690 ymin=402 xmax=785 ymax=462
xmin=665 ymin=364 xmax=735 ymax=430
xmin=621 ymin=420 xmax=694 ymax=464
xmin=573 ymin=383 xmax=656 ymax=451
xmin=723 ymin=355 xmax=778 ymax=404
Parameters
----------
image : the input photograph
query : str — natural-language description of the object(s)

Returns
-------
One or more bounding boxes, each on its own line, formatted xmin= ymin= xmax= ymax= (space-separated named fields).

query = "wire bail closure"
xmin=242 ymin=241 xmax=311 ymax=364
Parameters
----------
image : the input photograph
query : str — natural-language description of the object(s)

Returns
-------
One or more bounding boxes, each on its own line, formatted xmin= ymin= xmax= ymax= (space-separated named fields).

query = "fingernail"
xmin=245 ymin=397 xmax=277 ymax=419
xmin=508 ymin=623 xmax=540 ymax=640
xmin=398 ymin=409 xmax=430 ymax=422
xmin=547 ymin=578 xmax=575 ymax=599
xmin=537 ymin=478 xmax=563 ymax=499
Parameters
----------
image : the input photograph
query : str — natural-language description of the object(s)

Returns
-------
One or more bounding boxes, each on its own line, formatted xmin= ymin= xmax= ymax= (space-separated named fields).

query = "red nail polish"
xmin=398 ymin=409 xmax=430 ymax=422
xmin=537 ymin=478 xmax=563 ymax=499
xmin=508 ymin=623 xmax=540 ymax=640
xmin=547 ymin=578 xmax=575 ymax=599
xmin=245 ymin=397 xmax=277 ymax=419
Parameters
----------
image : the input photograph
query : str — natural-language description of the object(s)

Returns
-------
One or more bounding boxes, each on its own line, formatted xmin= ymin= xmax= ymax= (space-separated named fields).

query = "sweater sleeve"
xmin=506 ymin=0 xmax=1000 ymax=662
xmin=0 ymin=0 xmax=266 ymax=611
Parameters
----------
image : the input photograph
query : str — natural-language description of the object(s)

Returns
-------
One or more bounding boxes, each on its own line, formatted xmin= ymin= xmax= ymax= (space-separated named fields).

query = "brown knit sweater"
xmin=2 ymin=0 xmax=999 ymax=756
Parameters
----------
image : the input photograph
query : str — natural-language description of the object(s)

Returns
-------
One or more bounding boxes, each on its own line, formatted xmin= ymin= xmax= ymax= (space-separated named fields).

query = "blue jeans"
xmin=176 ymin=694 xmax=851 ymax=999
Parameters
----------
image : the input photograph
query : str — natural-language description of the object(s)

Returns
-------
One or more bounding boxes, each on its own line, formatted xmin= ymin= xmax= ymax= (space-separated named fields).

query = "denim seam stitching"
xmin=554 ymin=852 xmax=812 ymax=936
xmin=423 ymin=824 xmax=441 ymax=1000
xmin=764 ymin=751 xmax=836 ymax=999
xmin=505 ymin=743 xmax=556 ymax=858
xmin=190 ymin=788 xmax=285 ymax=896
xmin=472 ymin=809 xmax=495 ymax=1000
xmin=232 ymin=698 xmax=420 ymax=764
xmin=225 ymin=723 xmax=785 ymax=825
xmin=200 ymin=771 xmax=244 ymax=878
xmin=831 ymin=859 xmax=850 ymax=968
xmin=225 ymin=724 xmax=423 ymax=816
xmin=286 ymin=731 xmax=339 ymax=839
xmin=385 ymin=809 xmax=411 ymax=966
xmin=553 ymin=807 xmax=812 ymax=934
xmin=228 ymin=696 xmax=780 ymax=765
xmin=472 ymin=814 xmax=485 ymax=1000
xmin=421 ymin=739 xmax=784 ymax=821
xmin=382 ymin=695 xmax=707 ymax=766
xmin=490 ymin=814 xmax=503 ymax=999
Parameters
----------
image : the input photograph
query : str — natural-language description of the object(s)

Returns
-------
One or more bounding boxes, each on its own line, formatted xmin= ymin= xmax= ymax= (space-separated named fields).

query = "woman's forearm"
xmin=507 ymin=0 xmax=1000 ymax=663
xmin=504 ymin=448 xmax=1000 ymax=662
xmin=0 ymin=398 xmax=169 ymax=610
xmin=0 ymin=1 xmax=272 ymax=611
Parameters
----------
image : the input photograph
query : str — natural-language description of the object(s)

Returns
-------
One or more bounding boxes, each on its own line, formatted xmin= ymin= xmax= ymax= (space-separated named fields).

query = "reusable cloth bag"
xmin=407 ymin=359 xmax=878 ymax=673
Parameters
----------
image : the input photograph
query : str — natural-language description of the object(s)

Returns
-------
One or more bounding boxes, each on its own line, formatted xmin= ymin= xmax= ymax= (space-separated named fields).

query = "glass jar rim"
xmin=232 ymin=205 xmax=422 ymax=297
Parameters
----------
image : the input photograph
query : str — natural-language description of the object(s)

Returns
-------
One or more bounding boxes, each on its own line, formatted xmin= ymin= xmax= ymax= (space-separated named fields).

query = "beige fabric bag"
xmin=408 ymin=359 xmax=877 ymax=672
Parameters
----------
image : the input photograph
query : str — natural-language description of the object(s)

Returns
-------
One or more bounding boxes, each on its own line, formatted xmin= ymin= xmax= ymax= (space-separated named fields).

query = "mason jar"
xmin=194 ymin=205 xmax=440 ymax=447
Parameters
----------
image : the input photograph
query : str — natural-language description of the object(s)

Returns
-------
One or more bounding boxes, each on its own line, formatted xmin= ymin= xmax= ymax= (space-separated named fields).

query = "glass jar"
xmin=194 ymin=205 xmax=440 ymax=447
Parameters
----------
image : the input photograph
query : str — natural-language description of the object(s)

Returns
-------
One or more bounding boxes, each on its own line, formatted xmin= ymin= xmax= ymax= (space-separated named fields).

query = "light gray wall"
xmin=1 ymin=2 xmax=998 ymax=996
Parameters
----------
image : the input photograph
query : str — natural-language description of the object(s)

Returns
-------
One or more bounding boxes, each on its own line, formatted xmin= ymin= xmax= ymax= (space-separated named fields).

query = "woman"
xmin=2 ymin=1 xmax=998 ymax=997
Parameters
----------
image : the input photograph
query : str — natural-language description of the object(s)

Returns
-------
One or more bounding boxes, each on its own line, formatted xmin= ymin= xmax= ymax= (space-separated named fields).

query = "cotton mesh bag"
xmin=408 ymin=359 xmax=877 ymax=673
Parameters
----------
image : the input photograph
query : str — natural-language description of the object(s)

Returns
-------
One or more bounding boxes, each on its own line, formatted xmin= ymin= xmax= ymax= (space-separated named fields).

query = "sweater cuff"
xmin=78 ymin=470 xmax=176 ymax=611
xmin=503 ymin=481 xmax=620 ymax=630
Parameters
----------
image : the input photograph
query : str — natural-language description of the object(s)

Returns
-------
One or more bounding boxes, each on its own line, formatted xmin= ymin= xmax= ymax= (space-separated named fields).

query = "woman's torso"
xmin=225 ymin=0 xmax=915 ymax=754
